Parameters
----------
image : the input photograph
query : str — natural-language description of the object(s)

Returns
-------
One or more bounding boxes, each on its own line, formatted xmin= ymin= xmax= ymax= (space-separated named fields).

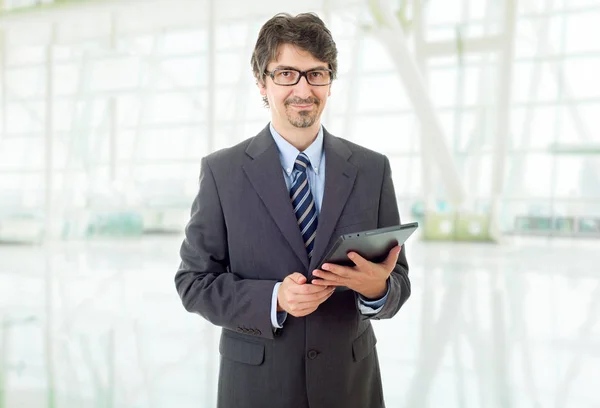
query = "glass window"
xmin=429 ymin=67 xmax=458 ymax=107
xmin=505 ymin=153 xmax=554 ymax=197
xmin=511 ymin=106 xmax=560 ymax=149
xmin=351 ymin=114 xmax=418 ymax=154
xmin=563 ymin=57 xmax=600 ymax=98
xmin=512 ymin=62 xmax=559 ymax=103
xmin=89 ymin=57 xmax=141 ymax=91
xmin=355 ymin=74 xmax=410 ymax=112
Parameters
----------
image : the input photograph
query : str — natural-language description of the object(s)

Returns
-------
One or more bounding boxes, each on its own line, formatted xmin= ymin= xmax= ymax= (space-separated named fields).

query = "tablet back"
xmin=320 ymin=222 xmax=419 ymax=267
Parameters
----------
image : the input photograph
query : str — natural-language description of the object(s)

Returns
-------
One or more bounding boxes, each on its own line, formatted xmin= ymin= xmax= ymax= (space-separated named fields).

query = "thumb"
xmin=384 ymin=245 xmax=401 ymax=268
xmin=288 ymin=272 xmax=307 ymax=285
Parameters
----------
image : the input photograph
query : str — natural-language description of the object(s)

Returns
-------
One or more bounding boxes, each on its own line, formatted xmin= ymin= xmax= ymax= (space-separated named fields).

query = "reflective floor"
xmin=1 ymin=235 xmax=599 ymax=407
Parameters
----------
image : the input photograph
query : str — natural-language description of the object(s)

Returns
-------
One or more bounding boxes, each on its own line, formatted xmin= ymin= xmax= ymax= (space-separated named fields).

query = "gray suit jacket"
xmin=175 ymin=125 xmax=411 ymax=408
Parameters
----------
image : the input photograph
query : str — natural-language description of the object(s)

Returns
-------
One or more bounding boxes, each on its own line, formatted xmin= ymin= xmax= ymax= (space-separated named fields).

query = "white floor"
xmin=0 ymin=235 xmax=599 ymax=408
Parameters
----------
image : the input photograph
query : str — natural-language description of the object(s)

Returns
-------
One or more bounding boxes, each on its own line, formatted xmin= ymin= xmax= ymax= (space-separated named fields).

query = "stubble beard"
xmin=287 ymin=109 xmax=318 ymax=128
xmin=284 ymin=97 xmax=321 ymax=129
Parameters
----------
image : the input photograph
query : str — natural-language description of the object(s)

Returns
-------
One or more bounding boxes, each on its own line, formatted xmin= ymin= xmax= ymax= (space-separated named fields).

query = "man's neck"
xmin=271 ymin=120 xmax=321 ymax=152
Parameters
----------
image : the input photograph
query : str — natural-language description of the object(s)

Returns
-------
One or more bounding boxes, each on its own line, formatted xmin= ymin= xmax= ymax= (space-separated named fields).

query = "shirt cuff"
xmin=357 ymin=281 xmax=390 ymax=315
xmin=271 ymin=282 xmax=288 ymax=328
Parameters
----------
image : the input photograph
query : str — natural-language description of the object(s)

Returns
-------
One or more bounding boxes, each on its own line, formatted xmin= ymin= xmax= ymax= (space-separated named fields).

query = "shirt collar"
xmin=269 ymin=123 xmax=323 ymax=175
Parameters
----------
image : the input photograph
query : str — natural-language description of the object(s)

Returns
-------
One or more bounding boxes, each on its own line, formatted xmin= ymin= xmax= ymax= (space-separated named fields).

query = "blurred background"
xmin=0 ymin=0 xmax=599 ymax=407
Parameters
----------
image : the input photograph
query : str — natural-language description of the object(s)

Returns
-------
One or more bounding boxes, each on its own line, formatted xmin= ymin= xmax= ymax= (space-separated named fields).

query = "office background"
xmin=0 ymin=0 xmax=599 ymax=407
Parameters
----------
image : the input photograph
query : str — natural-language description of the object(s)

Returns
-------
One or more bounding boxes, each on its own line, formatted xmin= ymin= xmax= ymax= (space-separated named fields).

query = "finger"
xmin=288 ymin=282 xmax=331 ymax=295
xmin=287 ymin=272 xmax=307 ymax=285
xmin=382 ymin=245 xmax=401 ymax=269
xmin=293 ymin=287 xmax=335 ymax=305
xmin=311 ymin=278 xmax=347 ymax=287
xmin=347 ymin=251 xmax=371 ymax=269
xmin=312 ymin=270 xmax=343 ymax=283
xmin=320 ymin=263 xmax=352 ymax=279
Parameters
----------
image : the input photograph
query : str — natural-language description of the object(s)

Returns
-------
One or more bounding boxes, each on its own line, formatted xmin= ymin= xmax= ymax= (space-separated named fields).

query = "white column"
xmin=206 ymin=0 xmax=216 ymax=154
xmin=0 ymin=28 xmax=6 ymax=143
xmin=44 ymin=24 xmax=57 ymax=240
xmin=489 ymin=0 xmax=517 ymax=237
xmin=109 ymin=13 xmax=118 ymax=183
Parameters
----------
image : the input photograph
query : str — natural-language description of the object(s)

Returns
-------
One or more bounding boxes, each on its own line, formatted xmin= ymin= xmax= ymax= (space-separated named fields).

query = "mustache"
xmin=285 ymin=97 xmax=320 ymax=106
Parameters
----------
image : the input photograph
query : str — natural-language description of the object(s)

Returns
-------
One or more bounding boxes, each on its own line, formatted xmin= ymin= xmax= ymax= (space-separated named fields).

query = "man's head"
xmin=251 ymin=13 xmax=338 ymax=130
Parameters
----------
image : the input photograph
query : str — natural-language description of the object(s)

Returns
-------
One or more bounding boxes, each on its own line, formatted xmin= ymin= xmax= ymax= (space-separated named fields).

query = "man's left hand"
xmin=311 ymin=245 xmax=402 ymax=300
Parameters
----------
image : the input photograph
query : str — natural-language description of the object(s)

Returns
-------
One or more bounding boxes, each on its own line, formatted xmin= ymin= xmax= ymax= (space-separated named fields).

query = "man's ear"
xmin=257 ymin=79 xmax=267 ymax=97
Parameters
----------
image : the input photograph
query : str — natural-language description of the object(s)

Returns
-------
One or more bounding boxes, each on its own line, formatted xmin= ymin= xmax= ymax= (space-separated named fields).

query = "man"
xmin=175 ymin=12 xmax=411 ymax=408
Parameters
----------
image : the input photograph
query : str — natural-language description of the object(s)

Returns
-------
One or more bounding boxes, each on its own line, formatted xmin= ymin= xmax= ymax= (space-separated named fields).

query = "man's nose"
xmin=292 ymin=75 xmax=313 ymax=99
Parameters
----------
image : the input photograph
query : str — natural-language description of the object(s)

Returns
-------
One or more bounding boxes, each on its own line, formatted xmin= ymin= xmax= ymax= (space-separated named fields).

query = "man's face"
xmin=259 ymin=43 xmax=331 ymax=129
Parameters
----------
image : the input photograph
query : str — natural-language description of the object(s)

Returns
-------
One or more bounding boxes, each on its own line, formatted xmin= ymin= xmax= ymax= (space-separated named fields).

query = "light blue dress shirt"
xmin=269 ymin=123 xmax=389 ymax=329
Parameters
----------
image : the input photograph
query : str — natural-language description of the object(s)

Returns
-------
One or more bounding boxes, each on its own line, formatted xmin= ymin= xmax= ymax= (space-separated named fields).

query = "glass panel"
xmin=216 ymin=51 xmax=247 ymax=85
xmin=512 ymin=61 xmax=559 ymax=103
xmin=515 ymin=17 xmax=564 ymax=59
xmin=145 ymin=93 xmax=204 ymax=124
xmin=566 ymin=11 xmax=600 ymax=53
xmin=6 ymin=67 xmax=46 ymax=98
xmin=389 ymin=156 xmax=421 ymax=196
xmin=361 ymin=37 xmax=395 ymax=73
xmin=505 ymin=153 xmax=554 ymax=197
xmin=355 ymin=74 xmax=410 ymax=112
xmin=216 ymin=22 xmax=252 ymax=48
xmin=563 ymin=57 xmax=600 ymax=98
xmin=89 ymin=57 xmax=141 ymax=91
xmin=511 ymin=106 xmax=560 ymax=149
xmin=6 ymin=102 xmax=45 ymax=133
xmin=429 ymin=67 xmax=457 ymax=107
xmin=5 ymin=46 xmax=45 ymax=66
xmin=162 ymin=29 xmax=207 ymax=55
xmin=425 ymin=0 xmax=463 ymax=25
xmin=352 ymin=114 xmax=418 ymax=154
xmin=155 ymin=56 xmax=207 ymax=89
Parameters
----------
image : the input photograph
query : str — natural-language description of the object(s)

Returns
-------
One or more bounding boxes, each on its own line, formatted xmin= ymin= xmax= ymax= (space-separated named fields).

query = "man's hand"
xmin=311 ymin=245 xmax=402 ymax=299
xmin=277 ymin=273 xmax=335 ymax=317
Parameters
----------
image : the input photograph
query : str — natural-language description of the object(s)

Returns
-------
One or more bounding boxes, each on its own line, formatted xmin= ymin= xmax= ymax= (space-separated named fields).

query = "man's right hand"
xmin=277 ymin=273 xmax=335 ymax=317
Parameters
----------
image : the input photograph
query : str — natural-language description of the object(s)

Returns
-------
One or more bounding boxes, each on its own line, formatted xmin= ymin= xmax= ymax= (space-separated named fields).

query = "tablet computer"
xmin=316 ymin=222 xmax=419 ymax=269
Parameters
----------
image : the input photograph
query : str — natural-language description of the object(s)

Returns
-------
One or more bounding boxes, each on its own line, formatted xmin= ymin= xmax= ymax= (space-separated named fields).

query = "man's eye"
xmin=310 ymin=72 xmax=323 ymax=77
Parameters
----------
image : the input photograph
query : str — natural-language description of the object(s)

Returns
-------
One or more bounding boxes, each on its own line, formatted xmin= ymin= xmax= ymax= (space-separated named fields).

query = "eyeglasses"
xmin=264 ymin=68 xmax=333 ymax=86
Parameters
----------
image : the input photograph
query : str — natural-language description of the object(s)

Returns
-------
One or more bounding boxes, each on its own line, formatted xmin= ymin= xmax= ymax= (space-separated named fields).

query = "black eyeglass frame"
xmin=263 ymin=68 xmax=334 ymax=86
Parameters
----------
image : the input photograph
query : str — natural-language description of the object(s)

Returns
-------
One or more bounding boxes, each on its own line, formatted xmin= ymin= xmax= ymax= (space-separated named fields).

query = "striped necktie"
xmin=290 ymin=153 xmax=318 ymax=258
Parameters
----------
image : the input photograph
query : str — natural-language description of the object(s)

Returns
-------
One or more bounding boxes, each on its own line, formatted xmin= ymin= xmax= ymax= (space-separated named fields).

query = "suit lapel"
xmin=242 ymin=126 xmax=309 ymax=270
xmin=309 ymin=130 xmax=357 ymax=272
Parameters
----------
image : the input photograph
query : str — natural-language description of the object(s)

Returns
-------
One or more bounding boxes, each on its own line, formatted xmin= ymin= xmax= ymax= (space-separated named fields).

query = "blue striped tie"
xmin=290 ymin=153 xmax=318 ymax=258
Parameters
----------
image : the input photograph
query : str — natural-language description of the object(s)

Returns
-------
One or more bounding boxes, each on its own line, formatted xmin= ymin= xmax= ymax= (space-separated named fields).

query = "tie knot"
xmin=294 ymin=153 xmax=311 ymax=174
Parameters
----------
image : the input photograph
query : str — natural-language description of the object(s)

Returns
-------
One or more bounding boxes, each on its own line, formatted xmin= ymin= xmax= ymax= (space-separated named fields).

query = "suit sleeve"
xmin=175 ymin=157 xmax=278 ymax=339
xmin=360 ymin=155 xmax=411 ymax=320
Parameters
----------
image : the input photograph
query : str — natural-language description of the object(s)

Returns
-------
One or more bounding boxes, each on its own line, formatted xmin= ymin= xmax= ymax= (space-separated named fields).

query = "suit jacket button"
xmin=307 ymin=350 xmax=319 ymax=360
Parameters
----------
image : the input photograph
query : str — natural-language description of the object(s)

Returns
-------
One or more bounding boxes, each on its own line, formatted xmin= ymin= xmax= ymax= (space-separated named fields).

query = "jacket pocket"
xmin=352 ymin=324 xmax=378 ymax=362
xmin=219 ymin=332 xmax=265 ymax=366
